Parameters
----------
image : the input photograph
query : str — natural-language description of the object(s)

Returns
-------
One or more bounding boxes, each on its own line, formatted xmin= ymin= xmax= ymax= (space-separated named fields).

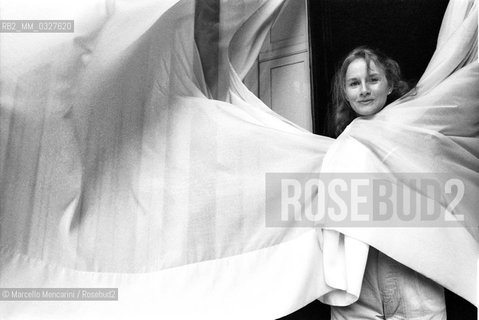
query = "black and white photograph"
xmin=0 ymin=0 xmax=477 ymax=319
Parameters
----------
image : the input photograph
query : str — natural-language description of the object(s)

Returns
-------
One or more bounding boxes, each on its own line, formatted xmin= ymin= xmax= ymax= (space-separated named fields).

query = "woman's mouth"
xmin=358 ymin=99 xmax=374 ymax=105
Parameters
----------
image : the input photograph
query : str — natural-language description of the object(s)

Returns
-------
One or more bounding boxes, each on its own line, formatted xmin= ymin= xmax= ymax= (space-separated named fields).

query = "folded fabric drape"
xmin=0 ymin=0 xmax=477 ymax=318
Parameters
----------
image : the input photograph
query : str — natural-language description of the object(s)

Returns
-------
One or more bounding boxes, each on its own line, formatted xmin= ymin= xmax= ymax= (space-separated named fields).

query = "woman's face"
xmin=344 ymin=58 xmax=391 ymax=116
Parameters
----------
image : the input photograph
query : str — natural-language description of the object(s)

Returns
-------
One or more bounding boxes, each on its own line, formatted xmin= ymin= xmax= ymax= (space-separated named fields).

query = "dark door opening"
xmin=308 ymin=0 xmax=449 ymax=137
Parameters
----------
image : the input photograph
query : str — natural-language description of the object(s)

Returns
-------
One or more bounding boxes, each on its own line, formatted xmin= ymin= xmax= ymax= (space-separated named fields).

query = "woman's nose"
xmin=360 ymin=83 xmax=371 ymax=97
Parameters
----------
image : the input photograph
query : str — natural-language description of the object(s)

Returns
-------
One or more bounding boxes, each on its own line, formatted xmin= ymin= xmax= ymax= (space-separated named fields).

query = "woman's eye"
xmin=369 ymin=78 xmax=379 ymax=83
xmin=349 ymin=81 xmax=359 ymax=87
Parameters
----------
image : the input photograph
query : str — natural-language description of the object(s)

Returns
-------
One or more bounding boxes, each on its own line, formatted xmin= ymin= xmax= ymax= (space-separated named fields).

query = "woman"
xmin=332 ymin=46 xmax=410 ymax=137
xmin=329 ymin=46 xmax=447 ymax=320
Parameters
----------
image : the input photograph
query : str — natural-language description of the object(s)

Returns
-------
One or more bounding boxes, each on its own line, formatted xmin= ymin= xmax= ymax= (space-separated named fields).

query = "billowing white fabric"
xmin=0 ymin=0 xmax=477 ymax=319
xmin=0 ymin=0 xmax=334 ymax=318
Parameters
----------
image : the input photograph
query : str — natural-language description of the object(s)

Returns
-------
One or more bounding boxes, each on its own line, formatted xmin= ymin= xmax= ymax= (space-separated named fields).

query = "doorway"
xmin=309 ymin=0 xmax=449 ymax=136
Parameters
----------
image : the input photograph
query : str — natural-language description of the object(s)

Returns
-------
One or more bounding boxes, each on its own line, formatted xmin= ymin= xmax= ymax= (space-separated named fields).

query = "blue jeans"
xmin=331 ymin=247 xmax=446 ymax=320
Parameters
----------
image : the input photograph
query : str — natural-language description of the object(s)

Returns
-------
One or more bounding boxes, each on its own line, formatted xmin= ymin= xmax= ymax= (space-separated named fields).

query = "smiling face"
xmin=344 ymin=58 xmax=391 ymax=116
